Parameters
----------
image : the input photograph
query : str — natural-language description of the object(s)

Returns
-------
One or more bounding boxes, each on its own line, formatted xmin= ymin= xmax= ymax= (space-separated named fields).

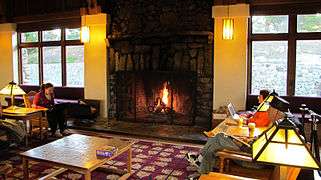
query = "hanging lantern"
xmin=223 ymin=18 xmax=234 ymax=40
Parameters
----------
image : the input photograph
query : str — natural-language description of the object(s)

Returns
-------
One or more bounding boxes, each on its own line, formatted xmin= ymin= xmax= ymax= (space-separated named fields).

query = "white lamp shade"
xmin=0 ymin=83 xmax=26 ymax=95
xmin=223 ymin=18 xmax=234 ymax=40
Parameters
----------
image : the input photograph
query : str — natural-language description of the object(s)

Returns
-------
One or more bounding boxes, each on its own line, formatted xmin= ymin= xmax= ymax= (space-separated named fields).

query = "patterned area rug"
xmin=3 ymin=134 xmax=201 ymax=180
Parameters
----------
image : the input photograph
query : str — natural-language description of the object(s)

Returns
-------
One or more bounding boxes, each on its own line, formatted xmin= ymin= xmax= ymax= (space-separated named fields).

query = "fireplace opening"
xmin=148 ymin=81 xmax=174 ymax=114
xmin=115 ymin=71 xmax=196 ymax=125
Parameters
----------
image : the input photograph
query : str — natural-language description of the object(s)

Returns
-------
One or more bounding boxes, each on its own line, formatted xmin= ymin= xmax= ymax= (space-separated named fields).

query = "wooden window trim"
xmin=18 ymin=27 xmax=83 ymax=88
xmin=247 ymin=9 xmax=321 ymax=112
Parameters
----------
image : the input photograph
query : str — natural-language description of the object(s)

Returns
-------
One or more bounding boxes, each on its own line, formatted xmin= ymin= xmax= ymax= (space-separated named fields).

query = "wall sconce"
xmin=222 ymin=2 xmax=234 ymax=40
xmin=223 ymin=18 xmax=234 ymax=40
xmin=81 ymin=26 xmax=90 ymax=43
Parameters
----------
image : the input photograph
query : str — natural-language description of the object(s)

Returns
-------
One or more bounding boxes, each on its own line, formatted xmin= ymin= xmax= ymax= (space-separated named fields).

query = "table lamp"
xmin=252 ymin=116 xmax=320 ymax=180
xmin=0 ymin=81 xmax=26 ymax=110
xmin=257 ymin=91 xmax=289 ymax=112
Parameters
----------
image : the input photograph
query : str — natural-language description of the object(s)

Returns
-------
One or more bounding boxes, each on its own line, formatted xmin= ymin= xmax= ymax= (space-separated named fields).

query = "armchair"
xmin=23 ymin=91 xmax=49 ymax=139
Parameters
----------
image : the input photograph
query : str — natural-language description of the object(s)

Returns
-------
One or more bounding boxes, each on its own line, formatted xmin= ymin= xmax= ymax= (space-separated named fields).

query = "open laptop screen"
xmin=227 ymin=103 xmax=239 ymax=119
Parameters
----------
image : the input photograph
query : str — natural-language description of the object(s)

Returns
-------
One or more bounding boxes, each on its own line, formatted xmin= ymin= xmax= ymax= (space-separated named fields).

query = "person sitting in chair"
xmin=33 ymin=83 xmax=67 ymax=137
xmin=186 ymin=90 xmax=303 ymax=174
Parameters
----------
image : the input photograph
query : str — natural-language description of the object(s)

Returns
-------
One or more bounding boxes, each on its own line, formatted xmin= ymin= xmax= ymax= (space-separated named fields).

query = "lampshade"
xmin=0 ymin=81 xmax=26 ymax=96
xmin=223 ymin=18 xmax=234 ymax=40
xmin=252 ymin=117 xmax=320 ymax=169
xmin=257 ymin=91 xmax=289 ymax=112
xmin=81 ymin=26 xmax=90 ymax=43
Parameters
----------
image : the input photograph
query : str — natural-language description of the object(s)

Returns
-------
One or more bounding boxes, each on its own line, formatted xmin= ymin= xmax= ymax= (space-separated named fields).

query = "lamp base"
xmin=272 ymin=166 xmax=301 ymax=180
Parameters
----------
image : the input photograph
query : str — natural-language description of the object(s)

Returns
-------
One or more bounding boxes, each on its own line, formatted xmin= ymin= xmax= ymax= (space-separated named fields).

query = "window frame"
xmin=248 ymin=14 xmax=321 ymax=98
xmin=17 ymin=27 xmax=83 ymax=87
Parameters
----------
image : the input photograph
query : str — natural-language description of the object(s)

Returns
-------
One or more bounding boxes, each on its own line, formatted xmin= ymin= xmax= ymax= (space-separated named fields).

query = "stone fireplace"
xmin=107 ymin=0 xmax=214 ymax=128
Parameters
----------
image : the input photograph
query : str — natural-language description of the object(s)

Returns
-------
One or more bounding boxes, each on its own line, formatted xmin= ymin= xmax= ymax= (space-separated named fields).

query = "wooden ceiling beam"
xmin=214 ymin=0 xmax=250 ymax=6
xmin=13 ymin=10 xmax=80 ymax=24
xmin=251 ymin=0 xmax=321 ymax=6
xmin=214 ymin=0 xmax=321 ymax=6
xmin=80 ymin=0 xmax=101 ymax=15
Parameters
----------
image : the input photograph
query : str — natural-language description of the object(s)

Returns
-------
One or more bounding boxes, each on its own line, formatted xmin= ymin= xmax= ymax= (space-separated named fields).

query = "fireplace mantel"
xmin=108 ymin=31 xmax=213 ymax=42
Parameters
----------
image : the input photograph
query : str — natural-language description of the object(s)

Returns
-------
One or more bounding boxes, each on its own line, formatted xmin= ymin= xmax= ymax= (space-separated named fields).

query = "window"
xmin=43 ymin=46 xmax=62 ymax=86
xmin=21 ymin=32 xmax=38 ymax=43
xmin=295 ymin=41 xmax=321 ymax=97
xmin=42 ymin=29 xmax=61 ymax=41
xmin=66 ymin=45 xmax=84 ymax=87
xmin=251 ymin=41 xmax=288 ymax=95
xmin=297 ymin=14 xmax=321 ymax=33
xmin=18 ymin=28 xmax=84 ymax=87
xmin=249 ymin=13 xmax=321 ymax=97
xmin=21 ymin=48 xmax=39 ymax=85
xmin=252 ymin=15 xmax=288 ymax=34
xmin=66 ymin=28 xmax=81 ymax=40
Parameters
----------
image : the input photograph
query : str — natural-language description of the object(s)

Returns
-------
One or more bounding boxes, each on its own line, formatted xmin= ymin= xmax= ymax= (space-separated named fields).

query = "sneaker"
xmin=54 ymin=132 xmax=63 ymax=138
xmin=187 ymin=173 xmax=201 ymax=180
xmin=185 ymin=153 xmax=200 ymax=168
xmin=61 ymin=129 xmax=71 ymax=136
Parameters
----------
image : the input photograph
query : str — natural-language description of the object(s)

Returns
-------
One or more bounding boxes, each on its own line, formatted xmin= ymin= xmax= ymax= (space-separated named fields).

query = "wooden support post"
xmin=22 ymin=157 xmax=29 ymax=180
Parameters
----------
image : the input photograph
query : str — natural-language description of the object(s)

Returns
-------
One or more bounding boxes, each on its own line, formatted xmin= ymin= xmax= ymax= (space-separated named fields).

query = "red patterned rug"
xmin=2 ymin=133 xmax=201 ymax=180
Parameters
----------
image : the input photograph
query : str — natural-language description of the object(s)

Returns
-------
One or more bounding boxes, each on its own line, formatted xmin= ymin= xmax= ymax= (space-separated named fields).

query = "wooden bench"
xmin=217 ymin=149 xmax=253 ymax=173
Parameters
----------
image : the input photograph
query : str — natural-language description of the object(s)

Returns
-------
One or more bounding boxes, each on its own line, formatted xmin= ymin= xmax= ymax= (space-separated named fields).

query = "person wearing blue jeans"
xmin=187 ymin=132 xmax=252 ymax=174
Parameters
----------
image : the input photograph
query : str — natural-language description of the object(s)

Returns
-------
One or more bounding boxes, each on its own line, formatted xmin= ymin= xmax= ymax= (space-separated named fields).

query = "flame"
xmin=162 ymin=82 xmax=169 ymax=106
xmin=156 ymin=98 xmax=161 ymax=107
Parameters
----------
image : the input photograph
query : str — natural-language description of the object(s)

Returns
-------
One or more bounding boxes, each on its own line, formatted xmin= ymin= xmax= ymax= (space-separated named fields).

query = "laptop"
xmin=227 ymin=103 xmax=240 ymax=120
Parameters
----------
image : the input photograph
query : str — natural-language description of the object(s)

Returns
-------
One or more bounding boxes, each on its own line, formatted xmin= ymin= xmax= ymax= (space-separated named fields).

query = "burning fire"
xmin=162 ymin=82 xmax=169 ymax=106
xmin=148 ymin=81 xmax=173 ymax=114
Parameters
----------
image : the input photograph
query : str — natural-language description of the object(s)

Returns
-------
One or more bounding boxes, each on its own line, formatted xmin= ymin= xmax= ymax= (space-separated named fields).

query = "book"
xmin=96 ymin=145 xmax=118 ymax=158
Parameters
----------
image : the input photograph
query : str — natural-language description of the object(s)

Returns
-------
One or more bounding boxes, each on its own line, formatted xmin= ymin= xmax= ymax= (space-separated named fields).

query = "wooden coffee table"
xmin=20 ymin=134 xmax=134 ymax=180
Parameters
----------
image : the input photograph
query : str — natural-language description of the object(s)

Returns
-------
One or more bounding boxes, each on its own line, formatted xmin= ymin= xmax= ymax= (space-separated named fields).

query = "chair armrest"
xmin=217 ymin=150 xmax=252 ymax=162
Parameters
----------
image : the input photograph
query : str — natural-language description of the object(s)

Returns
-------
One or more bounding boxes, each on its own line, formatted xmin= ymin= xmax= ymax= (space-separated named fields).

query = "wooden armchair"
xmin=23 ymin=91 xmax=49 ymax=139
xmin=217 ymin=149 xmax=252 ymax=173
xmin=216 ymin=150 xmax=301 ymax=180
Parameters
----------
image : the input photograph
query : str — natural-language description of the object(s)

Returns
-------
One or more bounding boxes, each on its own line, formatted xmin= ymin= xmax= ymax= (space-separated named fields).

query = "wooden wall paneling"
xmin=65 ymin=0 xmax=85 ymax=12
xmin=43 ymin=0 xmax=62 ymax=13
xmin=12 ymin=0 xmax=28 ymax=17
xmin=251 ymin=0 xmax=321 ymax=6
xmin=28 ymin=0 xmax=45 ymax=15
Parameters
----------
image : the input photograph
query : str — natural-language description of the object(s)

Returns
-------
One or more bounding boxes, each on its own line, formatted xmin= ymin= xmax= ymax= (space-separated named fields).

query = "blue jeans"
xmin=199 ymin=133 xmax=241 ymax=174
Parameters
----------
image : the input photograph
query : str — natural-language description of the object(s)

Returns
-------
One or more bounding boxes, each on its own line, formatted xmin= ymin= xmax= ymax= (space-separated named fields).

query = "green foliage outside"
xmin=43 ymin=30 xmax=60 ymax=41
xmin=66 ymin=28 xmax=80 ymax=40
xmin=253 ymin=15 xmax=321 ymax=59
xmin=23 ymin=48 xmax=38 ymax=64
xmin=23 ymin=32 xmax=38 ymax=42
xmin=264 ymin=16 xmax=287 ymax=32
xmin=298 ymin=15 xmax=321 ymax=32
xmin=22 ymin=28 xmax=83 ymax=65
xmin=24 ymin=47 xmax=83 ymax=64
